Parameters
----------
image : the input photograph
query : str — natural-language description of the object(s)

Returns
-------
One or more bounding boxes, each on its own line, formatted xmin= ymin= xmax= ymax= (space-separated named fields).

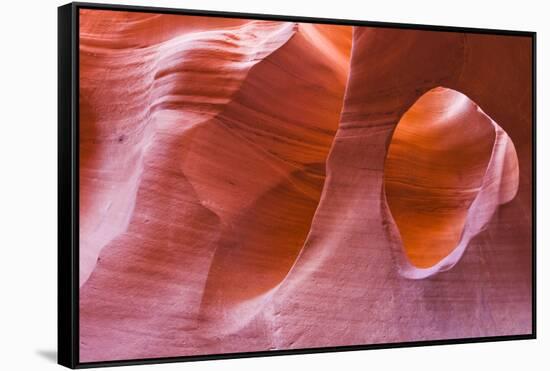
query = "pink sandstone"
xmin=78 ymin=10 xmax=532 ymax=362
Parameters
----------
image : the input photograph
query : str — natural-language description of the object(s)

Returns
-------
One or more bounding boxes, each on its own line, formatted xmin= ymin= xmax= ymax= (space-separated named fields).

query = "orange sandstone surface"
xmin=78 ymin=10 xmax=533 ymax=362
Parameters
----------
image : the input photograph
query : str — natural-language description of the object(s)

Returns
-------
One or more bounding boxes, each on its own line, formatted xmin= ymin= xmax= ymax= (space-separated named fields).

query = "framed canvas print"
xmin=58 ymin=2 xmax=536 ymax=368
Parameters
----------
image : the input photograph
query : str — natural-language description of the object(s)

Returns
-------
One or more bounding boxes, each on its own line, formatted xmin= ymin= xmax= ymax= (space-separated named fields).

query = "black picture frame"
xmin=58 ymin=2 xmax=537 ymax=368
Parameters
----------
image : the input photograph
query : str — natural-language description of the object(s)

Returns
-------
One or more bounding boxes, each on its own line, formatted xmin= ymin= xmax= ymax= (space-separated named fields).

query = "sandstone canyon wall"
xmin=78 ymin=9 xmax=533 ymax=362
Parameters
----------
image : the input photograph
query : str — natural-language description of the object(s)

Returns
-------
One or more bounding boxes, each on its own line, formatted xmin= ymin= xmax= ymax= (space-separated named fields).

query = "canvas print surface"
xmin=78 ymin=8 xmax=533 ymax=362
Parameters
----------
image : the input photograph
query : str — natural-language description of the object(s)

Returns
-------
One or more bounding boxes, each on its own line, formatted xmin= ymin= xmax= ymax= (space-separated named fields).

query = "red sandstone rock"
xmin=385 ymin=87 xmax=518 ymax=274
xmin=78 ymin=10 xmax=532 ymax=362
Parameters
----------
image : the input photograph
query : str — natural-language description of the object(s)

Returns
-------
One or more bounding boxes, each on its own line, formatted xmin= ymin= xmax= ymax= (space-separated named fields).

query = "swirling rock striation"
xmin=79 ymin=10 xmax=532 ymax=362
xmin=384 ymin=87 xmax=518 ymax=275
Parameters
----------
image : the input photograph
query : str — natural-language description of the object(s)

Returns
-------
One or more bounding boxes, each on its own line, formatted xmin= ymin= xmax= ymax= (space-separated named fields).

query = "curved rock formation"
xmin=266 ymin=28 xmax=531 ymax=350
xmin=384 ymin=87 xmax=518 ymax=274
xmin=79 ymin=11 xmax=298 ymax=286
xmin=78 ymin=9 xmax=533 ymax=363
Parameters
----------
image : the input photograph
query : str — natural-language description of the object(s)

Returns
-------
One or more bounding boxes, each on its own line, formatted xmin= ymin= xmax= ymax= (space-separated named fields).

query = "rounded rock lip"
xmin=383 ymin=87 xmax=520 ymax=279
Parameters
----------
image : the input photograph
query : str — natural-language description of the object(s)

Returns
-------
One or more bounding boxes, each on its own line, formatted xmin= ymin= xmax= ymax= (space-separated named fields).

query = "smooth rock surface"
xmin=79 ymin=10 xmax=533 ymax=362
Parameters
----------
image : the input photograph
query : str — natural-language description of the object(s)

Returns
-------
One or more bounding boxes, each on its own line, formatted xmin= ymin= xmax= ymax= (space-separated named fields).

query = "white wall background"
xmin=0 ymin=0 xmax=547 ymax=369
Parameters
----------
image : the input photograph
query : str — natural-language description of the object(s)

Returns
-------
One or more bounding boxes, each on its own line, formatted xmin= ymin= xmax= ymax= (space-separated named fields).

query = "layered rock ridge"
xmin=79 ymin=11 xmax=532 ymax=362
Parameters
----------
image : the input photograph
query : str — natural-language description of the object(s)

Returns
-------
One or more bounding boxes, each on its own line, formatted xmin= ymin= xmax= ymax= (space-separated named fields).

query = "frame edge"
xmin=58 ymin=2 xmax=78 ymax=369
xmin=73 ymin=1 xmax=535 ymax=35
xmin=64 ymin=3 xmax=537 ymax=368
